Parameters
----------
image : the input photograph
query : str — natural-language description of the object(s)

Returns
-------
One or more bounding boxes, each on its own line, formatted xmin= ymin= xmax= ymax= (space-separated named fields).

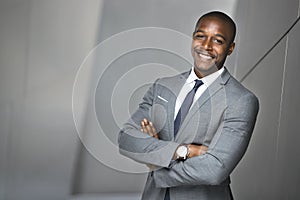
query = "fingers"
xmin=140 ymin=118 xmax=158 ymax=138
xmin=141 ymin=118 xmax=151 ymax=133
xmin=140 ymin=119 xmax=147 ymax=133
xmin=140 ymin=118 xmax=148 ymax=132
xmin=149 ymin=121 xmax=157 ymax=134
xmin=141 ymin=118 xmax=149 ymax=126
xmin=149 ymin=121 xmax=158 ymax=138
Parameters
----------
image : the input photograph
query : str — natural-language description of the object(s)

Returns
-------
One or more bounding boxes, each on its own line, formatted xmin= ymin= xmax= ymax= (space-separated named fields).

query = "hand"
xmin=141 ymin=118 xmax=159 ymax=139
xmin=188 ymin=144 xmax=208 ymax=158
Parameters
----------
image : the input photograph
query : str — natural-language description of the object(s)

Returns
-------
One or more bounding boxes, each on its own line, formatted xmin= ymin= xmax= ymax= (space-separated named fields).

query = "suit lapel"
xmin=175 ymin=68 xmax=231 ymax=141
xmin=164 ymin=71 xmax=190 ymax=140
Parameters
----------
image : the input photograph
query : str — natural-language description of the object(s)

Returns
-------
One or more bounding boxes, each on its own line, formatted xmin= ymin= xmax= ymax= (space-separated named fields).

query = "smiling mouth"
xmin=194 ymin=49 xmax=215 ymax=60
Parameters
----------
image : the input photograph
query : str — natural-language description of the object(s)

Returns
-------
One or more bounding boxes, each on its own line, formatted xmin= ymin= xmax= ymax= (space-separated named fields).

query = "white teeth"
xmin=199 ymin=53 xmax=213 ymax=60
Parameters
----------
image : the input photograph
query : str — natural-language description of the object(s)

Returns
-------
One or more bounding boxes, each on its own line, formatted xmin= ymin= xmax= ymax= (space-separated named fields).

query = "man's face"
xmin=191 ymin=16 xmax=235 ymax=77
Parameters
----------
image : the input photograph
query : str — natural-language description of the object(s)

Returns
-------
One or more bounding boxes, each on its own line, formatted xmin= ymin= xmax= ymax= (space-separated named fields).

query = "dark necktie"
xmin=174 ymin=79 xmax=203 ymax=137
xmin=164 ymin=79 xmax=203 ymax=200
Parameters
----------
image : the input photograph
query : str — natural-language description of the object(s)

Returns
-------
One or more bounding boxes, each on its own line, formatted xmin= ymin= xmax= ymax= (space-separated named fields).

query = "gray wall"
xmin=231 ymin=0 xmax=300 ymax=199
xmin=1 ymin=0 xmax=300 ymax=199
xmin=0 ymin=0 xmax=104 ymax=199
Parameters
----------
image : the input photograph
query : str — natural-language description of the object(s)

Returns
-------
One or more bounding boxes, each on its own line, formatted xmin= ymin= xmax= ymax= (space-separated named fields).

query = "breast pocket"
xmin=150 ymin=96 xmax=169 ymax=134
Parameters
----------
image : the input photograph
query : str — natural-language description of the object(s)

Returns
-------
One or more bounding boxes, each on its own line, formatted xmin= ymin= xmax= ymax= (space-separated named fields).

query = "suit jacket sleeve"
xmin=118 ymin=79 xmax=180 ymax=168
xmin=153 ymin=92 xmax=259 ymax=187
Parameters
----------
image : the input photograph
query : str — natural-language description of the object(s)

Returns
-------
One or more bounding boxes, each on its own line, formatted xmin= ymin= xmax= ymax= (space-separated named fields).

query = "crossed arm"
xmin=118 ymin=80 xmax=259 ymax=187
xmin=118 ymin=80 xmax=209 ymax=168
xmin=151 ymin=93 xmax=259 ymax=187
xmin=120 ymin=96 xmax=259 ymax=187
xmin=140 ymin=118 xmax=208 ymax=159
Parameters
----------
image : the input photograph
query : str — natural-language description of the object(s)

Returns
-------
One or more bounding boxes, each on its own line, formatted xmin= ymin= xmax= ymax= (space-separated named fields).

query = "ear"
xmin=227 ymin=42 xmax=235 ymax=55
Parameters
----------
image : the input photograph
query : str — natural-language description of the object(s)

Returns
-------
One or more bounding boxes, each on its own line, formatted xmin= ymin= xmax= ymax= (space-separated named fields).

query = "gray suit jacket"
xmin=118 ymin=68 xmax=259 ymax=200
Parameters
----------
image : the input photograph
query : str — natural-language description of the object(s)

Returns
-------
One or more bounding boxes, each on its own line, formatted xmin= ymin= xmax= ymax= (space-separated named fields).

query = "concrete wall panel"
xmin=234 ymin=0 xmax=299 ymax=79
xmin=231 ymin=38 xmax=287 ymax=199
xmin=276 ymin=20 xmax=300 ymax=200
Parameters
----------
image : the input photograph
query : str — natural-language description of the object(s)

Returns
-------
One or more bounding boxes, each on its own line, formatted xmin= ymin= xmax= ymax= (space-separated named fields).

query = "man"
xmin=118 ymin=11 xmax=259 ymax=200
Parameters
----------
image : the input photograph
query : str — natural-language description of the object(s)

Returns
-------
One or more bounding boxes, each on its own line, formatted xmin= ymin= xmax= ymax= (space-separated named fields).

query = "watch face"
xmin=177 ymin=146 xmax=188 ymax=157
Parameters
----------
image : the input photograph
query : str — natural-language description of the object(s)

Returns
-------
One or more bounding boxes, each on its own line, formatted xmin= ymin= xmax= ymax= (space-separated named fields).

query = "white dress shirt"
xmin=174 ymin=67 xmax=224 ymax=119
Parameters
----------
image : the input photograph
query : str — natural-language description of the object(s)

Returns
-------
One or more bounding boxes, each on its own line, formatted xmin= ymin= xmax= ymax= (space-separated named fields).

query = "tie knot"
xmin=193 ymin=79 xmax=203 ymax=90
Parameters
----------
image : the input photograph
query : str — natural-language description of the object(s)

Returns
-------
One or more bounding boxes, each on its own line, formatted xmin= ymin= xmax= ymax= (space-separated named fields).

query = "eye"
xmin=213 ymin=38 xmax=224 ymax=45
xmin=193 ymin=34 xmax=205 ymax=40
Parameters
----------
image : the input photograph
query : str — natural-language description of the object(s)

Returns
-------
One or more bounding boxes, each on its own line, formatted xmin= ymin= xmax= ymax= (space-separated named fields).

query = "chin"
xmin=194 ymin=63 xmax=218 ymax=74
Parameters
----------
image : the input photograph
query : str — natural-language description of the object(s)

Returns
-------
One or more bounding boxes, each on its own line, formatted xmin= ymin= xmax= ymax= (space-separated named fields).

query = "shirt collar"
xmin=186 ymin=67 xmax=224 ymax=87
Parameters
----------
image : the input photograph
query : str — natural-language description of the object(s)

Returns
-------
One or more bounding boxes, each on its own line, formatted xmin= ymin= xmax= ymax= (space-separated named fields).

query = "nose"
xmin=202 ymin=38 xmax=212 ymax=50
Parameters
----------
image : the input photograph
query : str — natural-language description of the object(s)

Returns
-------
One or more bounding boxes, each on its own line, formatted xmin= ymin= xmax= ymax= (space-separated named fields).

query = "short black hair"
xmin=195 ymin=11 xmax=236 ymax=43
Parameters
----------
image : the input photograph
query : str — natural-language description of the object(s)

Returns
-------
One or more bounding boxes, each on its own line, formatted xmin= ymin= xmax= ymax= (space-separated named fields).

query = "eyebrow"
xmin=193 ymin=30 xmax=227 ymax=42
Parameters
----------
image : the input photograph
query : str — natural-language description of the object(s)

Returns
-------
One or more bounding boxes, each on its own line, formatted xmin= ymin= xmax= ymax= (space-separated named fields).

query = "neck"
xmin=193 ymin=67 xmax=220 ymax=79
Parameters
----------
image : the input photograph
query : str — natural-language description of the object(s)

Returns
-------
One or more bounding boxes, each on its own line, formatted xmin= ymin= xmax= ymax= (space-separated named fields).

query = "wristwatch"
xmin=176 ymin=144 xmax=189 ymax=161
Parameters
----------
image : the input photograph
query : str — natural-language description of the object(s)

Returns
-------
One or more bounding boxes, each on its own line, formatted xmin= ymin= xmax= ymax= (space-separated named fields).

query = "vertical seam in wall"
xmin=233 ymin=0 xmax=250 ymax=77
xmin=23 ymin=0 xmax=32 ymax=99
xmin=275 ymin=35 xmax=288 ymax=161
xmin=298 ymin=0 xmax=300 ymax=17
xmin=70 ymin=1 xmax=105 ymax=195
